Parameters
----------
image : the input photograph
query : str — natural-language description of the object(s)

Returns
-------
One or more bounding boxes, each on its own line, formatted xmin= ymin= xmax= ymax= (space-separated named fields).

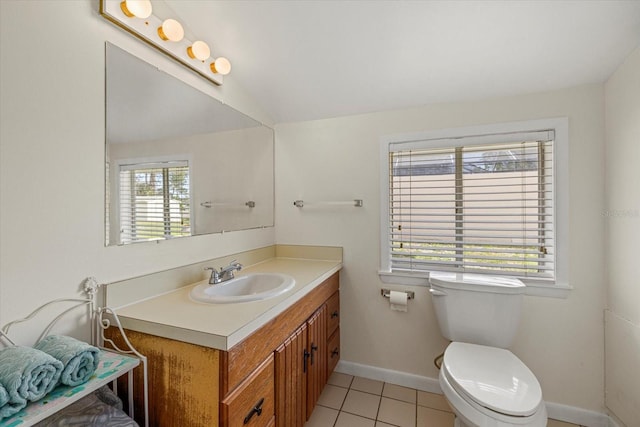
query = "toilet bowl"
xmin=429 ymin=272 xmax=547 ymax=427
xmin=439 ymin=342 xmax=547 ymax=427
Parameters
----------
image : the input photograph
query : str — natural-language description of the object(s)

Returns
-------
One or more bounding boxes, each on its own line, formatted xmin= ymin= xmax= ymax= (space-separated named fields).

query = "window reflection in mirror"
xmin=119 ymin=160 xmax=191 ymax=244
xmin=105 ymin=43 xmax=274 ymax=246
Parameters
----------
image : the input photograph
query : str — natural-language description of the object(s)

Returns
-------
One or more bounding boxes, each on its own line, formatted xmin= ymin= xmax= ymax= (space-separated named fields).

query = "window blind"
xmin=119 ymin=161 xmax=191 ymax=244
xmin=388 ymin=131 xmax=555 ymax=280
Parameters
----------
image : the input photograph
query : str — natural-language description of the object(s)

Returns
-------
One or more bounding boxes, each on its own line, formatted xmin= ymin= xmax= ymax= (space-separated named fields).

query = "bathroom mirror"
xmin=105 ymin=43 xmax=274 ymax=246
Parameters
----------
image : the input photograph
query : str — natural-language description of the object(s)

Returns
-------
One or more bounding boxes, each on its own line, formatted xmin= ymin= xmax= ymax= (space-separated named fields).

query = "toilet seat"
xmin=442 ymin=342 xmax=543 ymax=417
xmin=439 ymin=367 xmax=547 ymax=427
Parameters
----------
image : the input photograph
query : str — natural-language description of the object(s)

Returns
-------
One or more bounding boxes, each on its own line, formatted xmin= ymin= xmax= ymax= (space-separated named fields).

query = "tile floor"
xmin=305 ymin=372 xmax=581 ymax=427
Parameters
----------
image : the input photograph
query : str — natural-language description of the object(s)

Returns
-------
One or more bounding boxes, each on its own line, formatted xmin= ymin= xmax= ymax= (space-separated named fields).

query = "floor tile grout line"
xmin=328 ymin=378 xmax=431 ymax=426
xmin=325 ymin=374 xmax=458 ymax=427
xmin=344 ymin=381 xmax=422 ymax=401
xmin=324 ymin=374 xmax=580 ymax=427
xmin=340 ymin=408 xmax=378 ymax=422
xmin=374 ymin=389 xmax=382 ymax=425
xmin=415 ymin=394 xmax=418 ymax=427
xmin=331 ymin=376 xmax=351 ymax=427
xmin=334 ymin=381 xmax=347 ymax=427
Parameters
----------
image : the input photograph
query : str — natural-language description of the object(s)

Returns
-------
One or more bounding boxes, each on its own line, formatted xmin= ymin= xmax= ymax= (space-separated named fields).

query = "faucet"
xmin=205 ymin=260 xmax=243 ymax=285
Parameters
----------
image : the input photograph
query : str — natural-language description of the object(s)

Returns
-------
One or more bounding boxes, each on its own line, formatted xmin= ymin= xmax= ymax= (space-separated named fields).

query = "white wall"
xmin=0 ymin=0 xmax=275 ymax=344
xmin=604 ymin=46 xmax=640 ymax=427
xmin=275 ymin=84 xmax=606 ymax=412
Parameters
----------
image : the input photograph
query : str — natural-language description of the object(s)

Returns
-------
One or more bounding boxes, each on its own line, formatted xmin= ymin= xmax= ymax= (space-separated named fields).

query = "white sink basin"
xmin=189 ymin=273 xmax=295 ymax=304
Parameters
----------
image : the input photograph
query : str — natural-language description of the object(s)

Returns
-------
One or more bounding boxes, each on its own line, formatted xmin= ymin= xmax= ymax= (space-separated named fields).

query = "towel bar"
xmin=293 ymin=199 xmax=363 ymax=208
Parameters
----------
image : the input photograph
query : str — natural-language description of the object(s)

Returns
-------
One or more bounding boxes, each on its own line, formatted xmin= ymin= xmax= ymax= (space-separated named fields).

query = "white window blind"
xmin=119 ymin=161 xmax=191 ymax=244
xmin=388 ymin=131 xmax=555 ymax=281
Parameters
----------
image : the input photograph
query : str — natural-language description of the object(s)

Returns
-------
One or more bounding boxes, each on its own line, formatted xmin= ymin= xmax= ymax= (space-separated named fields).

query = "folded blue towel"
xmin=35 ymin=335 xmax=100 ymax=387
xmin=0 ymin=346 xmax=62 ymax=411
xmin=0 ymin=384 xmax=8 ymax=407
xmin=0 ymin=382 xmax=25 ymax=419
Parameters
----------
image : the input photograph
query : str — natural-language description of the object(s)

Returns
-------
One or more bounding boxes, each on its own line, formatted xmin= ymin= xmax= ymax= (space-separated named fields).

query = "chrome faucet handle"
xmin=222 ymin=259 xmax=242 ymax=272
xmin=204 ymin=266 xmax=221 ymax=284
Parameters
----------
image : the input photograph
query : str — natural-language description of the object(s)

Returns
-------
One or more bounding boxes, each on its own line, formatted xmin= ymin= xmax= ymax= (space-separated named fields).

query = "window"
xmin=380 ymin=119 xmax=570 ymax=295
xmin=118 ymin=161 xmax=191 ymax=244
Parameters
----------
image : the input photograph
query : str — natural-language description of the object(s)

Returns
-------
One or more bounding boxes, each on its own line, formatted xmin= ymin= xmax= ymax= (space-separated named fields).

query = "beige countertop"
xmin=112 ymin=257 xmax=342 ymax=351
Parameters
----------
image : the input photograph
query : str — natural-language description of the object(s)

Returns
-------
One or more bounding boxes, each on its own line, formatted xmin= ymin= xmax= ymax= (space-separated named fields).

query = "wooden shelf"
xmin=0 ymin=350 xmax=139 ymax=427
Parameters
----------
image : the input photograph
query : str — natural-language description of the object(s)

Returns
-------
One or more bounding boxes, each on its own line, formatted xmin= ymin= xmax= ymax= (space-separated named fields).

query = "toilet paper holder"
xmin=380 ymin=289 xmax=415 ymax=300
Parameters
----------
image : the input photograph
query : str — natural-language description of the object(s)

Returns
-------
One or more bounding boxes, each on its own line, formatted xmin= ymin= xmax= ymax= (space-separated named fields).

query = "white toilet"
xmin=429 ymin=272 xmax=547 ymax=427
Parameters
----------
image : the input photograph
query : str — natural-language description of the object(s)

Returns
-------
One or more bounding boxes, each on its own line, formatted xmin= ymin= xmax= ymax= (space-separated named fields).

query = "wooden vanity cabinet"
xmin=109 ymin=272 xmax=340 ymax=427
xmin=225 ymin=274 xmax=339 ymax=427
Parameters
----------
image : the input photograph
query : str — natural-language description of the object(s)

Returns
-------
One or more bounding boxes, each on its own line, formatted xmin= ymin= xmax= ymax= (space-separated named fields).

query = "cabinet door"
xmin=274 ymin=324 xmax=307 ymax=427
xmin=221 ymin=354 xmax=275 ymax=427
xmin=306 ymin=304 xmax=327 ymax=419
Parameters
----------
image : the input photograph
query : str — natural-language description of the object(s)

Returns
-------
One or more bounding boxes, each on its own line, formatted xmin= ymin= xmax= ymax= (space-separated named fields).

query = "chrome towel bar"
xmin=200 ymin=201 xmax=256 ymax=208
xmin=293 ymin=199 xmax=363 ymax=208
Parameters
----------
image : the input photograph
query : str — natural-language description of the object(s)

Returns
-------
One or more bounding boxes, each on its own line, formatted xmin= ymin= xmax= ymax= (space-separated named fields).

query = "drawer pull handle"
xmin=303 ymin=349 xmax=310 ymax=373
xmin=243 ymin=397 xmax=264 ymax=424
xmin=331 ymin=310 xmax=339 ymax=319
xmin=331 ymin=347 xmax=339 ymax=358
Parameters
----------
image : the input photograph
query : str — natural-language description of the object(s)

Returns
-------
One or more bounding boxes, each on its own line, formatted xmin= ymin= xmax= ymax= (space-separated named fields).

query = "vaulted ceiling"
xmin=164 ymin=1 xmax=640 ymax=123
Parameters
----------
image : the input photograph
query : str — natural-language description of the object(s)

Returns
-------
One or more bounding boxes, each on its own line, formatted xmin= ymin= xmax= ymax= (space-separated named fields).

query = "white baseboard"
xmin=606 ymin=412 xmax=624 ymax=427
xmin=335 ymin=360 xmax=615 ymax=427
xmin=335 ymin=360 xmax=441 ymax=394
xmin=545 ymin=402 xmax=610 ymax=427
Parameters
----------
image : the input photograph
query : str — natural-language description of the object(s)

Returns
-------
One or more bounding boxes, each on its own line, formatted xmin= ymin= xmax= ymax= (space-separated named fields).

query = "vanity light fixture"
xmin=101 ymin=0 xmax=229 ymax=86
xmin=187 ymin=41 xmax=211 ymax=61
xmin=211 ymin=57 xmax=231 ymax=75
xmin=120 ymin=0 xmax=152 ymax=19
xmin=157 ymin=19 xmax=184 ymax=42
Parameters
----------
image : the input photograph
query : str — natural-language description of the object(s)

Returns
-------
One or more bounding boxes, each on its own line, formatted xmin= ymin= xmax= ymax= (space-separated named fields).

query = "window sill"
xmin=378 ymin=270 xmax=572 ymax=299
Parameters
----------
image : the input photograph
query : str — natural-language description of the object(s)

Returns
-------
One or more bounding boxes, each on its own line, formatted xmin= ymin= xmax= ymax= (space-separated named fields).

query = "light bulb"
xmin=120 ymin=0 xmax=152 ymax=19
xmin=187 ymin=41 xmax=211 ymax=61
xmin=157 ymin=19 xmax=184 ymax=42
xmin=210 ymin=57 xmax=231 ymax=75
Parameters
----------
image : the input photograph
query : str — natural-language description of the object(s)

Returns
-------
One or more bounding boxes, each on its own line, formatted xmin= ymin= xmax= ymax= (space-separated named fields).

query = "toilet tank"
xmin=429 ymin=272 xmax=525 ymax=348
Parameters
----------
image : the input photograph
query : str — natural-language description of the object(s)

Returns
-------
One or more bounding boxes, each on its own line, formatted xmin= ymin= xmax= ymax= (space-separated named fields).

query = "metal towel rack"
xmin=293 ymin=199 xmax=363 ymax=208
xmin=200 ymin=201 xmax=256 ymax=208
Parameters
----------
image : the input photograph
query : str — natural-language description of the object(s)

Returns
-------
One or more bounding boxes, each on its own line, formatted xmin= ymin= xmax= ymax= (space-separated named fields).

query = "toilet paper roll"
xmin=389 ymin=290 xmax=408 ymax=312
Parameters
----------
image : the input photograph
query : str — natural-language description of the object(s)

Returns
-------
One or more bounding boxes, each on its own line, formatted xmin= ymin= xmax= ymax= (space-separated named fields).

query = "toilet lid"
xmin=443 ymin=342 xmax=542 ymax=417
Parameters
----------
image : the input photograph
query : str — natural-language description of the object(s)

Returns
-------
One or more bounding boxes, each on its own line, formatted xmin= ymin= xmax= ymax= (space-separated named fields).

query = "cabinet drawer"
xmin=327 ymin=328 xmax=340 ymax=376
xmin=221 ymin=354 xmax=275 ymax=427
xmin=326 ymin=291 xmax=340 ymax=336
